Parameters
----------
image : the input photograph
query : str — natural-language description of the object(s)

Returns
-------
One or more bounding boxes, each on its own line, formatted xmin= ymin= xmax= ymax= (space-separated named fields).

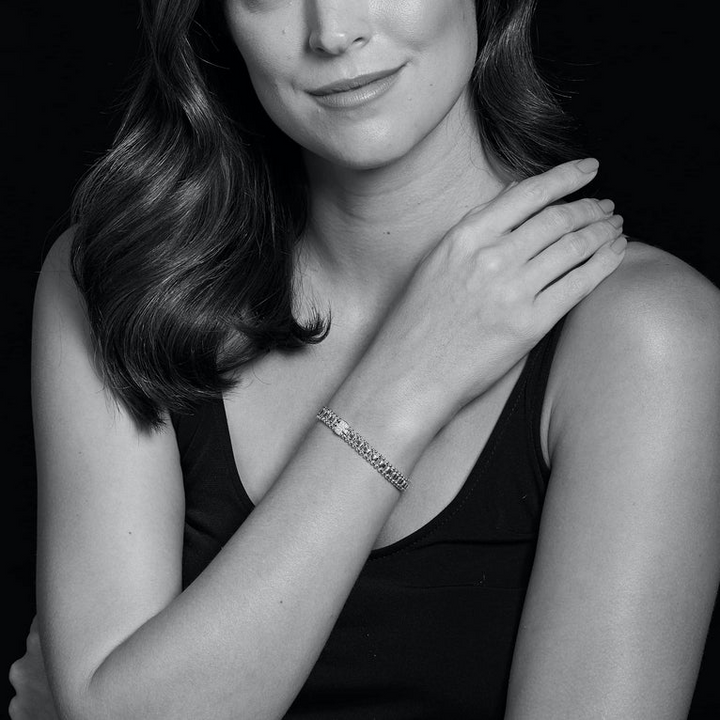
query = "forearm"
xmin=69 ymin=382 xmax=439 ymax=720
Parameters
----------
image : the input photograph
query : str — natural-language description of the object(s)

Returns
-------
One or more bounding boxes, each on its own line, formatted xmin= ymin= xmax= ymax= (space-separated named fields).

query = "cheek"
xmin=223 ymin=4 xmax=297 ymax=99
xmin=226 ymin=33 xmax=298 ymax=125
xmin=398 ymin=0 xmax=478 ymax=107
xmin=236 ymin=46 xmax=313 ymax=147
xmin=383 ymin=0 xmax=477 ymax=55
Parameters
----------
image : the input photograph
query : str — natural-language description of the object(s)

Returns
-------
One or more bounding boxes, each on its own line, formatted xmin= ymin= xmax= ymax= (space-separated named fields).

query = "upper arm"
xmin=506 ymin=242 xmax=720 ymax=719
xmin=32 ymin=228 xmax=185 ymax=704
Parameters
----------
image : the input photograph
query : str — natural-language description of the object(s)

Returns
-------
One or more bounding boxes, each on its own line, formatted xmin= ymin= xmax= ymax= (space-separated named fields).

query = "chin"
xmin=316 ymin=146 xmax=412 ymax=172
xmin=301 ymin=124 xmax=429 ymax=173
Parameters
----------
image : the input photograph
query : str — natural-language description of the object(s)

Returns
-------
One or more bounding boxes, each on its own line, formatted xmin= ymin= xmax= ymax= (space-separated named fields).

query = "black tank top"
xmin=172 ymin=318 xmax=565 ymax=719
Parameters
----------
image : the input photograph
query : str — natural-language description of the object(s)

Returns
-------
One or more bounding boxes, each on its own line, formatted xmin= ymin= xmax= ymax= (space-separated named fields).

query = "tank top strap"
xmin=522 ymin=315 xmax=567 ymax=481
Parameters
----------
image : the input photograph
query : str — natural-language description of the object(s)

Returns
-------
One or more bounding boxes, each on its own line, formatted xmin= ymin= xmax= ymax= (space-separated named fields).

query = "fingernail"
xmin=576 ymin=158 xmax=600 ymax=174
xmin=597 ymin=199 xmax=614 ymax=214
xmin=610 ymin=235 xmax=627 ymax=254
xmin=607 ymin=214 xmax=623 ymax=228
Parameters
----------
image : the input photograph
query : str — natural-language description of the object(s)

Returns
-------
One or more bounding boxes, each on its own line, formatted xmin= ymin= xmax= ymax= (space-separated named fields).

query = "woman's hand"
xmin=8 ymin=616 xmax=59 ymax=720
xmin=348 ymin=158 xmax=625 ymax=432
xmin=26 ymin=159 xmax=624 ymax=720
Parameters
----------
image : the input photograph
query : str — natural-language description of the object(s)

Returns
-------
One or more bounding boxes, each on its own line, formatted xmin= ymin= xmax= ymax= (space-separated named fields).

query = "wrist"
xmin=316 ymin=407 xmax=410 ymax=493
xmin=327 ymin=359 xmax=452 ymax=473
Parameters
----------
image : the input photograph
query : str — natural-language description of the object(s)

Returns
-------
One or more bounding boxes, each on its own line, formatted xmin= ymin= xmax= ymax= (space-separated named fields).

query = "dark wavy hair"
xmin=69 ymin=0 xmax=580 ymax=430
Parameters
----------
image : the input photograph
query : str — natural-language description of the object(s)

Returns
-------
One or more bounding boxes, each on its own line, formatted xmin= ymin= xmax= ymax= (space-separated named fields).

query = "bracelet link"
xmin=332 ymin=419 xmax=351 ymax=438
xmin=316 ymin=407 xmax=410 ymax=493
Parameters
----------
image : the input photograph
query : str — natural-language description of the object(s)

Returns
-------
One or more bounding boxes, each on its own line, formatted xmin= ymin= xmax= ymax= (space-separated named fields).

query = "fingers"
xmin=506 ymin=196 xmax=616 ymax=261
xmin=535 ymin=234 xmax=627 ymax=318
xmin=526 ymin=212 xmax=624 ymax=290
xmin=481 ymin=158 xmax=601 ymax=234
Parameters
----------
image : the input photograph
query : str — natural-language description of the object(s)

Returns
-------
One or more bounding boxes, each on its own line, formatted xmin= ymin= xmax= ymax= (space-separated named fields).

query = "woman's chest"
xmin=221 ymin=341 xmax=528 ymax=550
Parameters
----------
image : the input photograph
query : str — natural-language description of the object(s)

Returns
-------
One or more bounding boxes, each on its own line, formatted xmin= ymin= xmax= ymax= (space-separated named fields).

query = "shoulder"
xmin=32 ymin=225 xmax=89 ymax=354
xmin=35 ymin=224 xmax=79 ymax=305
xmin=510 ymin=242 xmax=720 ymax=719
xmin=34 ymin=224 xmax=82 ymax=322
xmin=560 ymin=238 xmax=720 ymax=355
xmin=40 ymin=224 xmax=76 ymax=273
xmin=542 ymin=239 xmax=720 ymax=464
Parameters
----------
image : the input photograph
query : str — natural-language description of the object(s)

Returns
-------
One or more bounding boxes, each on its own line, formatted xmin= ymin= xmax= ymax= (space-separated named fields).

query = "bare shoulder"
xmin=35 ymin=224 xmax=80 ymax=308
xmin=31 ymin=224 xmax=94 ymax=374
xmin=40 ymin=224 xmax=77 ymax=272
xmin=510 ymin=240 xmax=720 ymax=720
xmin=542 ymin=239 xmax=720 ymax=463
xmin=562 ymin=239 xmax=720 ymax=352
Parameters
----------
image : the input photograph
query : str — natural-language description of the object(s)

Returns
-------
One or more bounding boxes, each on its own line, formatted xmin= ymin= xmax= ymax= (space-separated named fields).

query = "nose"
xmin=308 ymin=0 xmax=372 ymax=56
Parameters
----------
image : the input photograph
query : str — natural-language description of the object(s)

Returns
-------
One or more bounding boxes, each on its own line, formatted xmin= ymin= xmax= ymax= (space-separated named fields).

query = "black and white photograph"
xmin=4 ymin=1 xmax=719 ymax=718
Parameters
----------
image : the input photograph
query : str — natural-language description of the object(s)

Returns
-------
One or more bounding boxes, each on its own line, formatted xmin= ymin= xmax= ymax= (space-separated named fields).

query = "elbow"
xmin=57 ymin=669 xmax=271 ymax=720
xmin=49 ymin=664 xmax=161 ymax=720
xmin=49 ymin=675 xmax=115 ymax=720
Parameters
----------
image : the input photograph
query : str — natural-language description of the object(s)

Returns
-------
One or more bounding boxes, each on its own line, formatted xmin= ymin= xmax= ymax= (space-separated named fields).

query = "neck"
xmin=295 ymin=91 xmax=510 ymax=325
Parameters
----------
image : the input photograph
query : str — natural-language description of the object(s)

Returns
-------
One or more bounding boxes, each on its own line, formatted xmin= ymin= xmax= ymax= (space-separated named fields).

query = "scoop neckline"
xmin=213 ymin=350 xmax=538 ymax=559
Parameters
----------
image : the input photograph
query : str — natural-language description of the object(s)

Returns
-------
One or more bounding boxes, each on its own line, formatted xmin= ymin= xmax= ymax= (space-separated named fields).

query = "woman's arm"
xmin=34 ymin=162 xmax=624 ymax=720
xmin=506 ymin=242 xmax=720 ymax=719
xmin=34 ymin=230 xmax=414 ymax=720
xmin=34 ymin=228 xmax=422 ymax=720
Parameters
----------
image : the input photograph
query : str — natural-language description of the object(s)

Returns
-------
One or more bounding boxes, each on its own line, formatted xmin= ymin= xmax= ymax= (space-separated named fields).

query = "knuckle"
xmin=445 ymin=226 xmax=474 ymax=258
xmin=603 ymin=219 xmax=620 ymax=240
xmin=522 ymin=178 xmax=549 ymax=205
xmin=476 ymin=244 xmax=507 ymax=275
xmin=566 ymin=231 xmax=588 ymax=259
xmin=582 ymin=218 xmax=617 ymax=246
xmin=583 ymin=197 xmax=605 ymax=218
xmin=482 ymin=251 xmax=505 ymax=275
xmin=563 ymin=272 xmax=589 ymax=300
xmin=591 ymin=219 xmax=619 ymax=245
xmin=544 ymin=204 xmax=572 ymax=232
xmin=603 ymin=242 xmax=625 ymax=267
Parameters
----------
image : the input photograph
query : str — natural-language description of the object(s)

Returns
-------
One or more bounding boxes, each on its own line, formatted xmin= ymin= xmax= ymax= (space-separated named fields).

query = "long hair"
xmin=69 ymin=0 xmax=579 ymax=430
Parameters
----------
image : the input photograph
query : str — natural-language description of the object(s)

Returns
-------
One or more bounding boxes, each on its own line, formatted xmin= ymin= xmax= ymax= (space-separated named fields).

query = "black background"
xmin=3 ymin=1 xmax=719 ymax=716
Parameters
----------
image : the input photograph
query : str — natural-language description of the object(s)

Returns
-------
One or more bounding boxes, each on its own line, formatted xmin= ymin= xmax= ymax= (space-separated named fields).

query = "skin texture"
xmin=507 ymin=243 xmax=720 ymax=719
xmin=224 ymin=0 xmax=479 ymax=169
xmin=9 ymin=1 xmax=720 ymax=719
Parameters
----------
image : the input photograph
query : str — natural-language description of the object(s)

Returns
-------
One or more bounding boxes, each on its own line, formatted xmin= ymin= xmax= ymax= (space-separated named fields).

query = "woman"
xmin=9 ymin=0 xmax=720 ymax=718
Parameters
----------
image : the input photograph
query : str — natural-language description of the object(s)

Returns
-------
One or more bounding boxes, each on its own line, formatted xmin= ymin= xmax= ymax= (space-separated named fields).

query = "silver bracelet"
xmin=316 ymin=407 xmax=409 ymax=493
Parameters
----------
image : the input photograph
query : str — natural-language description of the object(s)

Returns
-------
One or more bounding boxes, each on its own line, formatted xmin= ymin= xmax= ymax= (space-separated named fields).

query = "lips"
xmin=308 ymin=65 xmax=405 ymax=96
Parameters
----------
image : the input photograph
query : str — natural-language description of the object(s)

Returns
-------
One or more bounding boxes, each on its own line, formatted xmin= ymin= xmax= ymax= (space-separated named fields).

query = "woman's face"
xmin=223 ymin=0 xmax=478 ymax=170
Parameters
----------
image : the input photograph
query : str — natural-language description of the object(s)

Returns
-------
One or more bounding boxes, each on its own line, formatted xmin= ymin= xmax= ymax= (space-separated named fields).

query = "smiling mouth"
xmin=308 ymin=66 xmax=405 ymax=96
